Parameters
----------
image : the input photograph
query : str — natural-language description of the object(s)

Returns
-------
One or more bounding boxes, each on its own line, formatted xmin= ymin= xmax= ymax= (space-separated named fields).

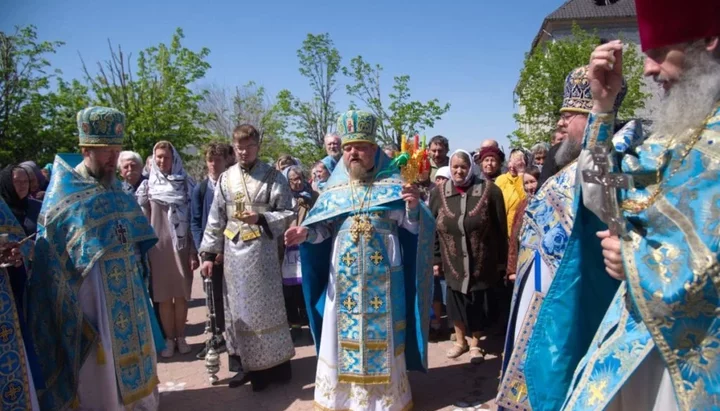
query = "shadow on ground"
xmin=159 ymin=355 xmax=317 ymax=410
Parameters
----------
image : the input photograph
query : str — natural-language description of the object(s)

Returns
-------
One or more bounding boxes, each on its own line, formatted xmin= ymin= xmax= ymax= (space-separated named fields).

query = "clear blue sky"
xmin=3 ymin=0 xmax=565 ymax=153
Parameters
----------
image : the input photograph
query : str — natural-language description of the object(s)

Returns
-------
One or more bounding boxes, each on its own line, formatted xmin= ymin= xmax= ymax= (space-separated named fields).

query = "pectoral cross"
xmin=234 ymin=192 xmax=246 ymax=219
xmin=349 ymin=215 xmax=374 ymax=243
xmin=115 ymin=222 xmax=128 ymax=244
xmin=582 ymin=145 xmax=633 ymax=236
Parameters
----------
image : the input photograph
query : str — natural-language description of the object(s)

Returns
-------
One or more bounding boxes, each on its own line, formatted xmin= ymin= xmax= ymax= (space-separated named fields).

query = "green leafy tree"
xmin=0 ymin=25 xmax=70 ymax=165
xmin=276 ymin=33 xmax=341 ymax=161
xmin=199 ymin=81 xmax=292 ymax=163
xmin=82 ymin=28 xmax=212 ymax=159
xmin=511 ymin=24 xmax=649 ymax=148
xmin=37 ymin=79 xmax=91 ymax=162
xmin=343 ymin=56 xmax=450 ymax=148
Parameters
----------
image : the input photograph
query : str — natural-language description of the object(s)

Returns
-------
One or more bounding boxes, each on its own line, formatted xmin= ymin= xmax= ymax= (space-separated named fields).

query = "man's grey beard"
xmin=348 ymin=162 xmax=371 ymax=181
xmin=651 ymin=43 xmax=720 ymax=139
xmin=555 ymin=137 xmax=582 ymax=169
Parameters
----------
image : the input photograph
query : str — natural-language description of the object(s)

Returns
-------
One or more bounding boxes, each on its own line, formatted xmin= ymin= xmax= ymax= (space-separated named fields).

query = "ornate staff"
xmin=203 ymin=276 xmax=221 ymax=383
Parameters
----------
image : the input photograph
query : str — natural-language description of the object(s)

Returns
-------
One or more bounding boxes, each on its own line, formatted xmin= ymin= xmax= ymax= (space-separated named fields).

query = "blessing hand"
xmin=588 ymin=40 xmax=625 ymax=113
xmin=401 ymin=184 xmax=420 ymax=210
xmin=285 ymin=226 xmax=308 ymax=247
xmin=597 ymin=230 xmax=625 ymax=280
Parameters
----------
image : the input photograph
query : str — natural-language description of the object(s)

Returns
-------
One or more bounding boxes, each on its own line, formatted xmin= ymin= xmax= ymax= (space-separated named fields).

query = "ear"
xmin=706 ymin=37 xmax=719 ymax=53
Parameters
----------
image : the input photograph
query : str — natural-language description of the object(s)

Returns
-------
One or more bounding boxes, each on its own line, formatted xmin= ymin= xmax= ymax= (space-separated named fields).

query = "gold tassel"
xmin=96 ymin=341 xmax=106 ymax=365
xmin=71 ymin=396 xmax=80 ymax=409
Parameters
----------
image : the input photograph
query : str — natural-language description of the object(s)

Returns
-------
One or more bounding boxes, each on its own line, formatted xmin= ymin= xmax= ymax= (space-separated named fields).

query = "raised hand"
xmin=401 ymin=184 xmax=420 ymax=210
xmin=589 ymin=40 xmax=625 ymax=113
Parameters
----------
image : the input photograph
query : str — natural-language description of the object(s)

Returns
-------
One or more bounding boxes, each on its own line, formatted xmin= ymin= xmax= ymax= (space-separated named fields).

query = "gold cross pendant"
xmin=349 ymin=215 xmax=374 ymax=243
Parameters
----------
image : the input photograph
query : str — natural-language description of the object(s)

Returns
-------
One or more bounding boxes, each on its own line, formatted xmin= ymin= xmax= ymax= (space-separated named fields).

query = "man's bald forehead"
xmin=481 ymin=139 xmax=499 ymax=148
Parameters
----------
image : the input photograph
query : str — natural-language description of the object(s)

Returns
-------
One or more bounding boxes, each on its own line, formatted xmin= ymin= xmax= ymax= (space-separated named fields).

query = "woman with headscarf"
xmin=19 ymin=161 xmax=48 ymax=200
xmin=0 ymin=165 xmax=42 ymax=236
xmin=280 ymin=165 xmax=318 ymax=340
xmin=474 ymin=146 xmax=505 ymax=182
xmin=506 ymin=166 xmax=541 ymax=282
xmin=312 ymin=158 xmax=334 ymax=192
xmin=429 ymin=150 xmax=507 ymax=363
xmin=137 ymin=141 xmax=199 ymax=358
xmin=275 ymin=155 xmax=300 ymax=172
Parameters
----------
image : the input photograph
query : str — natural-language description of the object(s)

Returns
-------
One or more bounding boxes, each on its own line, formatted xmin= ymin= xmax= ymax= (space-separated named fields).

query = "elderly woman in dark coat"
xmin=429 ymin=150 xmax=508 ymax=363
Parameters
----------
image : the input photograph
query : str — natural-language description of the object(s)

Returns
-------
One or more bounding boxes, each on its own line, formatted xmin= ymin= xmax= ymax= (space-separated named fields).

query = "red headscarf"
xmin=636 ymin=0 xmax=720 ymax=51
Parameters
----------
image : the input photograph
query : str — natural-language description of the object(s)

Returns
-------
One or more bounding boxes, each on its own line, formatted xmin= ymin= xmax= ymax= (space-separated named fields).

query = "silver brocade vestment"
xmin=199 ymin=162 xmax=296 ymax=371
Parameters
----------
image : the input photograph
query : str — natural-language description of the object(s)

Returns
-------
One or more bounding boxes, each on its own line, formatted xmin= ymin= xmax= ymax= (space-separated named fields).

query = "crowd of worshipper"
xmin=1 ymin=0 xmax=719 ymax=410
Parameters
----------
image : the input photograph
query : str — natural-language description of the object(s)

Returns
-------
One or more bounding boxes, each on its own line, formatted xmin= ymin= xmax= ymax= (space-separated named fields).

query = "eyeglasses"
xmin=558 ymin=112 xmax=581 ymax=124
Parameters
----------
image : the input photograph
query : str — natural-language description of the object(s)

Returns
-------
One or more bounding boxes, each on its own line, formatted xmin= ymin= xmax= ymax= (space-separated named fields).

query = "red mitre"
xmin=635 ymin=0 xmax=720 ymax=51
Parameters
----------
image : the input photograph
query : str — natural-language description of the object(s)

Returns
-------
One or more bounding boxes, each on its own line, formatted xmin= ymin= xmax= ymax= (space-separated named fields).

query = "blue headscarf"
xmin=320 ymin=155 xmax=337 ymax=174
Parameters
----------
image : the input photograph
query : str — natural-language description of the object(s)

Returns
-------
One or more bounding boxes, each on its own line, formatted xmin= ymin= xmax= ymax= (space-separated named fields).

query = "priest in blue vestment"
xmin=0 ymin=197 xmax=41 ymax=411
xmin=26 ymin=106 xmax=162 ymax=411
xmin=284 ymin=110 xmax=435 ymax=411
xmin=538 ymin=0 xmax=720 ymax=409
xmin=497 ymin=65 xmax=626 ymax=411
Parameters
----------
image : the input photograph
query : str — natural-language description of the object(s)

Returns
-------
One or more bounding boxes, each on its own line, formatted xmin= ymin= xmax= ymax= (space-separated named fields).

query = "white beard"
xmin=651 ymin=45 xmax=720 ymax=141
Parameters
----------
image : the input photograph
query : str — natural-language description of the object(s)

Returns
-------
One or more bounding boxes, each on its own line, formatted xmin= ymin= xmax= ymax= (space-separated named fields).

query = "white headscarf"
xmin=137 ymin=142 xmax=196 ymax=250
xmin=435 ymin=166 xmax=451 ymax=181
xmin=449 ymin=149 xmax=480 ymax=187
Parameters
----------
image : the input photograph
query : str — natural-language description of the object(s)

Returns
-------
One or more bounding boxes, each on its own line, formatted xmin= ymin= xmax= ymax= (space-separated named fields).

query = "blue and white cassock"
xmin=0 ymin=197 xmax=40 ymax=411
xmin=496 ymin=158 xmax=583 ymax=410
xmin=300 ymin=151 xmax=435 ymax=411
xmin=557 ymin=106 xmax=720 ymax=411
xmin=26 ymin=154 xmax=162 ymax=411
xmin=497 ymin=122 xmax=645 ymax=410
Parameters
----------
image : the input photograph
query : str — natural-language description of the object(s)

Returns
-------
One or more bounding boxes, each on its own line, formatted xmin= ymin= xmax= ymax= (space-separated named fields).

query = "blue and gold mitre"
xmin=337 ymin=110 xmax=378 ymax=147
xmin=76 ymin=106 xmax=125 ymax=147
xmin=561 ymin=66 xmax=627 ymax=114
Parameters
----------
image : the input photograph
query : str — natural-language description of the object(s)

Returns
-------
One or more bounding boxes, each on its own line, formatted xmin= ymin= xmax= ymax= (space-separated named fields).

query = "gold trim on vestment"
xmin=623 ymin=200 xmax=702 ymax=408
xmin=340 ymin=341 xmax=388 ymax=350
xmin=337 ymin=374 xmax=391 ymax=385
xmin=121 ymin=375 xmax=159 ymax=406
